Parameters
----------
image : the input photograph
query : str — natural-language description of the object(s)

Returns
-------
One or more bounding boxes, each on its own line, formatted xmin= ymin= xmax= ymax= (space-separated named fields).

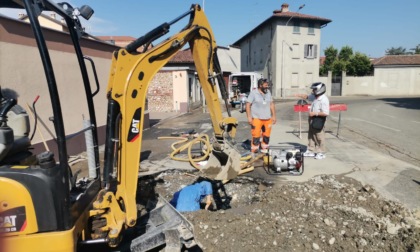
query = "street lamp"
xmin=280 ymin=4 xmax=305 ymax=98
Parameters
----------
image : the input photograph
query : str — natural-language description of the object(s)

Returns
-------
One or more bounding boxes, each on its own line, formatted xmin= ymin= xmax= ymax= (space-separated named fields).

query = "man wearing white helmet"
xmin=295 ymin=82 xmax=330 ymax=160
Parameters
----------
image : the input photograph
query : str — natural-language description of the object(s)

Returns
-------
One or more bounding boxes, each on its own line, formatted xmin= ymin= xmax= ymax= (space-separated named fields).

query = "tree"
xmin=320 ymin=45 xmax=337 ymax=76
xmin=320 ymin=45 xmax=372 ymax=76
xmin=410 ymin=44 xmax=420 ymax=54
xmin=385 ymin=46 xmax=407 ymax=55
xmin=338 ymin=46 xmax=353 ymax=61
xmin=348 ymin=52 xmax=373 ymax=76
xmin=332 ymin=60 xmax=347 ymax=75
xmin=324 ymin=45 xmax=338 ymax=67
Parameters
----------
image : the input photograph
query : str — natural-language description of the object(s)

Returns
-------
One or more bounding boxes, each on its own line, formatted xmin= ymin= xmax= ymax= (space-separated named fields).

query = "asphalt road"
xmin=140 ymin=95 xmax=420 ymax=209
xmin=144 ymin=95 xmax=420 ymax=167
xmin=326 ymin=96 xmax=420 ymax=167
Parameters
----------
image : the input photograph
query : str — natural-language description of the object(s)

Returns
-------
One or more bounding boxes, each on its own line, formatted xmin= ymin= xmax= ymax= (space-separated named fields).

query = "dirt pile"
xmin=153 ymin=170 xmax=420 ymax=252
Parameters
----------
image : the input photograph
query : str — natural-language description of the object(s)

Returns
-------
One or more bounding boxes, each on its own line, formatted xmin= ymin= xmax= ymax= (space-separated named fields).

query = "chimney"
xmin=50 ymin=13 xmax=56 ymax=19
xmin=18 ymin=13 xmax=25 ymax=19
xmin=281 ymin=3 xmax=289 ymax=12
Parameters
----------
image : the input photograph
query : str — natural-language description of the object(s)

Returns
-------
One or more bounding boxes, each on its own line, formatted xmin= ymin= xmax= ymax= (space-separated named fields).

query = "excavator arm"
xmin=0 ymin=2 xmax=241 ymax=251
xmin=93 ymin=4 xmax=242 ymax=248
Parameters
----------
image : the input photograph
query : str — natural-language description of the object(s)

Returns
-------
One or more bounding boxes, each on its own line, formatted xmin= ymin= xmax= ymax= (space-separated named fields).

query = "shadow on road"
xmin=378 ymin=97 xmax=420 ymax=110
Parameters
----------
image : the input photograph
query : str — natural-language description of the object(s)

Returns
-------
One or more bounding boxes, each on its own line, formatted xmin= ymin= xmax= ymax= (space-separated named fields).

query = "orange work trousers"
xmin=250 ymin=118 xmax=273 ymax=153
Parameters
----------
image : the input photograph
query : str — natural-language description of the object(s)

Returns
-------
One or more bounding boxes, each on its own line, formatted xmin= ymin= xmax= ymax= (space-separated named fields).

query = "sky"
xmin=2 ymin=0 xmax=420 ymax=58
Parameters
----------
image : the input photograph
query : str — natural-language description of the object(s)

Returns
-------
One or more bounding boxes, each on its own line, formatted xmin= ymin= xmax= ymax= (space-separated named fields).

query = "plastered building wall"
xmin=0 ymin=16 xmax=116 ymax=155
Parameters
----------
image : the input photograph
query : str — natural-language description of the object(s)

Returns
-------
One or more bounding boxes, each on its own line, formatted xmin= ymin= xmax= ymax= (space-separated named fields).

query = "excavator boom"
xmin=103 ymin=1 xmax=240 ymax=226
xmin=96 ymin=3 xmax=242 ymax=249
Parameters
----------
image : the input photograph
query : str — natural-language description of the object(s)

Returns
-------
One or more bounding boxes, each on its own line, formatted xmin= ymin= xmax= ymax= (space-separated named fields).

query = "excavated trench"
xmin=79 ymin=170 xmax=420 ymax=252
xmin=139 ymin=170 xmax=273 ymax=211
xmin=138 ymin=171 xmax=420 ymax=252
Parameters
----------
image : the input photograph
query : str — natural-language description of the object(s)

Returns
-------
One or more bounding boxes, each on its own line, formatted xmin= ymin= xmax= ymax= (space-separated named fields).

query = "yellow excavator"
xmin=0 ymin=1 xmax=242 ymax=251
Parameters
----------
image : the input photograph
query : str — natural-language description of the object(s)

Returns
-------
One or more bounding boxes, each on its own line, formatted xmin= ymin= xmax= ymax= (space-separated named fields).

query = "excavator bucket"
xmin=130 ymin=197 xmax=197 ymax=252
xmin=199 ymin=141 xmax=242 ymax=181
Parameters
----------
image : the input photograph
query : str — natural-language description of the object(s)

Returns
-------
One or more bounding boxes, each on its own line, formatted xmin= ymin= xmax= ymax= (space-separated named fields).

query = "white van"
xmin=228 ymin=72 xmax=261 ymax=111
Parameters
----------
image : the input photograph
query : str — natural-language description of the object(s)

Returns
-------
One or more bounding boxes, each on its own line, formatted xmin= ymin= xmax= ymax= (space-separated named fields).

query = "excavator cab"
xmin=0 ymin=1 xmax=105 ymax=251
xmin=0 ymin=1 xmax=241 ymax=251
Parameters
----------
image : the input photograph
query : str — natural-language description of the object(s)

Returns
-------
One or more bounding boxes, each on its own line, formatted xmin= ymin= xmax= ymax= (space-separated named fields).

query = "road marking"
xmin=382 ymin=113 xmax=395 ymax=118
xmin=356 ymin=118 xmax=401 ymax=132
xmin=329 ymin=116 xmax=401 ymax=132
xmin=412 ymin=121 xmax=420 ymax=124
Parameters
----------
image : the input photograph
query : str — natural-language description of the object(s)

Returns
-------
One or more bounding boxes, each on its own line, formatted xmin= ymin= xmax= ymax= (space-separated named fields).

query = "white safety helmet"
xmin=310 ymin=82 xmax=326 ymax=96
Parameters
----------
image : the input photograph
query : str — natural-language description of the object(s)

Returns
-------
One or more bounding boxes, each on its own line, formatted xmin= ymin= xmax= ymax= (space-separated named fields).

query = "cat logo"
xmin=0 ymin=215 xmax=17 ymax=232
xmin=131 ymin=119 xmax=140 ymax=133
xmin=0 ymin=206 xmax=26 ymax=233
xmin=127 ymin=108 xmax=142 ymax=142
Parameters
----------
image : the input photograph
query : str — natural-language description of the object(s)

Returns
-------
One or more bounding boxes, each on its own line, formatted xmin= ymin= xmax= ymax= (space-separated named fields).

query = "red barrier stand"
xmin=293 ymin=103 xmax=348 ymax=138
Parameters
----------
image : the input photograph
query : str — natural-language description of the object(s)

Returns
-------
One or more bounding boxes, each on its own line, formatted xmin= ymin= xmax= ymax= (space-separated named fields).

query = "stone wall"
xmin=148 ymin=71 xmax=174 ymax=112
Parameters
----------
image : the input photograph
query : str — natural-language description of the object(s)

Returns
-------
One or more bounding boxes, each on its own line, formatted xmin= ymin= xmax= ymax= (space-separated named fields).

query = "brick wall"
xmin=148 ymin=71 xmax=174 ymax=112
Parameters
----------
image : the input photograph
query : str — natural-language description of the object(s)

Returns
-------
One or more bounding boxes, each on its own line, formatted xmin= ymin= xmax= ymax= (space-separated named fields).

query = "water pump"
xmin=263 ymin=147 xmax=304 ymax=175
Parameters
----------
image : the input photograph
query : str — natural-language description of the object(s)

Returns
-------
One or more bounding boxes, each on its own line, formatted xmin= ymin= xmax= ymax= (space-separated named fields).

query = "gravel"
xmin=151 ymin=170 xmax=420 ymax=252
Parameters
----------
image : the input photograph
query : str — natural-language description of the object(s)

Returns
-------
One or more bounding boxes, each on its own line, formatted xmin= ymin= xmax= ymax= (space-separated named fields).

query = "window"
xmin=293 ymin=20 xmax=300 ymax=33
xmin=304 ymin=44 xmax=318 ymax=59
xmin=308 ymin=23 xmax=315 ymax=34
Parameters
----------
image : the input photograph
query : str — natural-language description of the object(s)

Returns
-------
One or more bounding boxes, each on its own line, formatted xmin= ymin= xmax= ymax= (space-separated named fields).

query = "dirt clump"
xmin=152 ymin=171 xmax=420 ymax=252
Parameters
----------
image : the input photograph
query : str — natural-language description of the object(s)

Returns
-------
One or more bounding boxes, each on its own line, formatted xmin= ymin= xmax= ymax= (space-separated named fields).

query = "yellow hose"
xmin=158 ymin=135 xmax=257 ymax=182
xmin=158 ymin=134 xmax=212 ymax=170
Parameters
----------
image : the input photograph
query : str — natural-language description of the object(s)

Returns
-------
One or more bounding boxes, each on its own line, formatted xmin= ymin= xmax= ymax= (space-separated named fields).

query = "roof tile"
xmin=373 ymin=55 xmax=420 ymax=66
xmin=272 ymin=11 xmax=331 ymax=23
xmin=169 ymin=50 xmax=193 ymax=63
xmin=96 ymin=36 xmax=136 ymax=41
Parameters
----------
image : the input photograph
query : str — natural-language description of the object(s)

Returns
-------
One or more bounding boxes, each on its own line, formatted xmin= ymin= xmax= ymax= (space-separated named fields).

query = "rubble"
xmin=151 ymin=170 xmax=420 ymax=251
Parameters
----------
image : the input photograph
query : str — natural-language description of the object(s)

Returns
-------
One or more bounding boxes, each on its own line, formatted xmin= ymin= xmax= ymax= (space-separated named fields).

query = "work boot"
xmin=314 ymin=153 xmax=326 ymax=160
xmin=303 ymin=150 xmax=315 ymax=157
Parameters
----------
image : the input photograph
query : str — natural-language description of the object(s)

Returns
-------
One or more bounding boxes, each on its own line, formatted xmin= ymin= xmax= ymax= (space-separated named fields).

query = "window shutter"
xmin=314 ymin=45 xmax=318 ymax=59
xmin=304 ymin=44 xmax=308 ymax=58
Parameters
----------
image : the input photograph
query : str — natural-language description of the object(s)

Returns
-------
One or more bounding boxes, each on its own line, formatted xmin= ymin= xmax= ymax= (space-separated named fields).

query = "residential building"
xmin=96 ymin=36 xmax=136 ymax=48
xmin=0 ymin=14 xmax=118 ymax=156
xmin=233 ymin=3 xmax=331 ymax=98
xmin=149 ymin=49 xmax=199 ymax=113
xmin=217 ymin=45 xmax=241 ymax=85
xmin=18 ymin=12 xmax=68 ymax=32
xmin=148 ymin=46 xmax=240 ymax=113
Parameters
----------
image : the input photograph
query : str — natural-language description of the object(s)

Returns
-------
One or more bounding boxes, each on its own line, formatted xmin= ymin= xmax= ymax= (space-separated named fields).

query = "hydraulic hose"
xmin=158 ymin=134 xmax=212 ymax=170
xmin=159 ymin=134 xmax=255 ymax=172
xmin=30 ymin=95 xmax=40 ymax=141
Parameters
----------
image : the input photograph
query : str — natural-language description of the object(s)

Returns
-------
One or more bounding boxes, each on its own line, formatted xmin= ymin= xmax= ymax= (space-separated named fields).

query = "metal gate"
xmin=331 ymin=75 xmax=342 ymax=96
